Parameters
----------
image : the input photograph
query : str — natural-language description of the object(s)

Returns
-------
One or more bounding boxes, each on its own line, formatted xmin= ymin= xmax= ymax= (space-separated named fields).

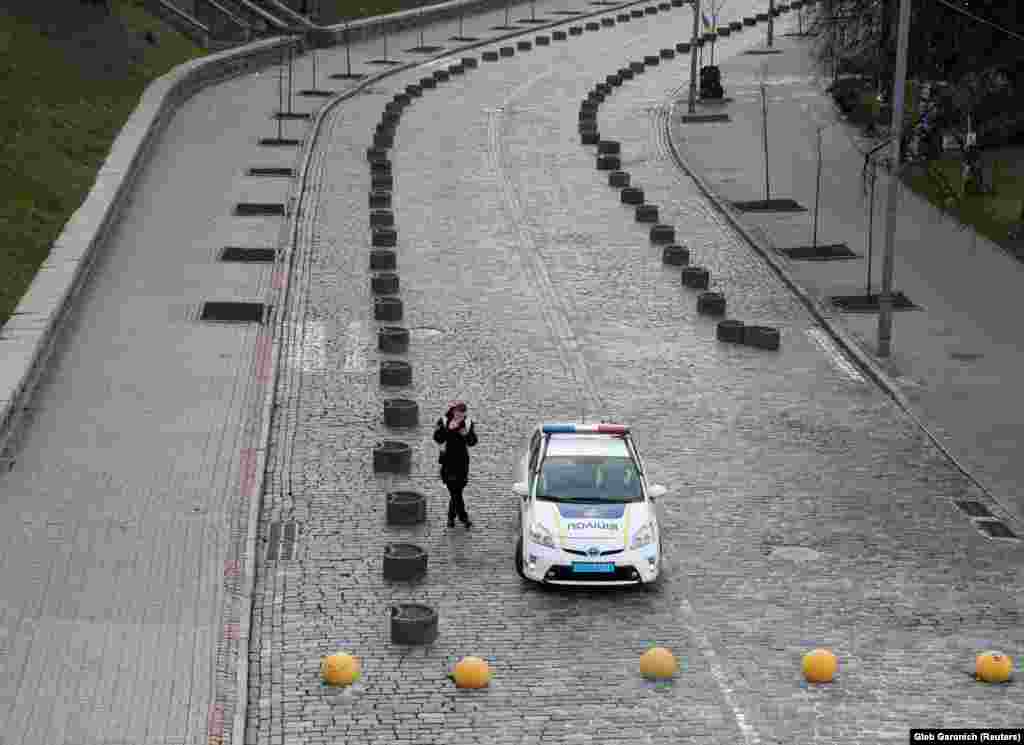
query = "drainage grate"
xmin=955 ymin=500 xmax=993 ymax=518
xmin=219 ymin=247 xmax=277 ymax=263
xmin=235 ymin=203 xmax=285 ymax=216
xmin=299 ymin=89 xmax=334 ymax=97
xmin=199 ymin=301 xmax=268 ymax=323
xmin=829 ymin=292 xmax=917 ymax=312
xmin=732 ymin=198 xmax=806 ymax=212
xmin=266 ymin=520 xmax=299 ymax=560
xmin=975 ymin=520 xmax=1018 ymax=539
xmin=405 ymin=45 xmax=445 ymax=53
xmin=247 ymin=167 xmax=294 ymax=177
xmin=258 ymin=137 xmax=301 ymax=146
xmin=782 ymin=243 xmax=857 ymax=260
xmin=274 ymin=111 xmax=311 ymax=120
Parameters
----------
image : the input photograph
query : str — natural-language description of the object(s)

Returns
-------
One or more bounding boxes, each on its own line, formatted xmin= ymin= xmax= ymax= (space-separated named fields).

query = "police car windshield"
xmin=537 ymin=456 xmax=643 ymax=503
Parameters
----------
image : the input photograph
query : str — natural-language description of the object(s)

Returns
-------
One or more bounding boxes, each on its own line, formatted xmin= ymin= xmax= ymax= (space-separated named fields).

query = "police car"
xmin=512 ymin=423 xmax=667 ymax=586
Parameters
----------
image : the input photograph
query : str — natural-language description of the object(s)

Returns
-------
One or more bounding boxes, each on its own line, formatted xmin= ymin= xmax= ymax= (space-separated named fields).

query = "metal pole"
xmin=345 ymin=19 xmax=352 ymax=76
xmin=287 ymin=39 xmax=294 ymax=114
xmin=812 ymin=126 xmax=822 ymax=248
xmin=277 ymin=45 xmax=284 ymax=138
xmin=768 ymin=0 xmax=774 ymax=47
xmin=877 ymin=0 xmax=911 ymax=357
xmin=311 ymin=43 xmax=317 ymax=89
xmin=459 ymin=8 xmax=464 ymax=37
xmin=761 ymin=81 xmax=770 ymax=200
xmin=419 ymin=10 xmax=424 ymax=48
xmin=532 ymin=0 xmax=536 ymax=21
xmin=505 ymin=0 xmax=510 ymax=27
xmin=867 ymin=156 xmax=876 ymax=297
xmin=710 ymin=8 xmax=716 ymax=66
xmin=688 ymin=0 xmax=700 ymax=114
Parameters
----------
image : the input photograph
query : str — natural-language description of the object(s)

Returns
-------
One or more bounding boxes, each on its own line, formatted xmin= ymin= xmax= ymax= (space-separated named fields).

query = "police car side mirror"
xmin=512 ymin=481 xmax=529 ymax=498
xmin=648 ymin=484 xmax=667 ymax=499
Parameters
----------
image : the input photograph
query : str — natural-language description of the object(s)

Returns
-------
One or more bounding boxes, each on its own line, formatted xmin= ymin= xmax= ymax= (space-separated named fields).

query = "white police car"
xmin=512 ymin=423 xmax=667 ymax=586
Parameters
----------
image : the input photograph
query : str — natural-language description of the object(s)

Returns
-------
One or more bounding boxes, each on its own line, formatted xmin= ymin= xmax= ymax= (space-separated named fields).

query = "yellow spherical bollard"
xmin=976 ymin=651 xmax=1013 ymax=683
xmin=639 ymin=647 xmax=678 ymax=680
xmin=802 ymin=649 xmax=837 ymax=683
xmin=452 ymin=656 xmax=491 ymax=689
xmin=321 ymin=653 xmax=361 ymax=687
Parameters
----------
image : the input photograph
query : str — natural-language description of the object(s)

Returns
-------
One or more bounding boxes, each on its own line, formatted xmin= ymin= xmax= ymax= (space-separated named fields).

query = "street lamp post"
xmin=768 ymin=0 xmax=774 ymax=47
xmin=877 ymin=0 xmax=912 ymax=357
xmin=688 ymin=0 xmax=701 ymax=114
xmin=812 ymin=124 xmax=824 ymax=249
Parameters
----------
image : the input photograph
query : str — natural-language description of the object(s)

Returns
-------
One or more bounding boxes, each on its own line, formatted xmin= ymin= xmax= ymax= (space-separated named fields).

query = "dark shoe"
xmin=462 ymin=519 xmax=473 ymax=529
xmin=447 ymin=518 xmax=455 ymax=528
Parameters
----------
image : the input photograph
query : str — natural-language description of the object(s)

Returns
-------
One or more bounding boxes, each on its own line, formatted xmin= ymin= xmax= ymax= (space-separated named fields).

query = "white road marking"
xmin=288 ymin=320 xmax=327 ymax=373
xmin=418 ymin=55 xmax=460 ymax=71
xmin=806 ymin=327 xmax=866 ymax=383
xmin=678 ymin=597 xmax=762 ymax=745
xmin=341 ymin=320 xmax=366 ymax=372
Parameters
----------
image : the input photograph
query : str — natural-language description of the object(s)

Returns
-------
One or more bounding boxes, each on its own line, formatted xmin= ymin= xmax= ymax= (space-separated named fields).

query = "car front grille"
xmin=548 ymin=565 xmax=638 ymax=582
xmin=563 ymin=548 xmax=624 ymax=557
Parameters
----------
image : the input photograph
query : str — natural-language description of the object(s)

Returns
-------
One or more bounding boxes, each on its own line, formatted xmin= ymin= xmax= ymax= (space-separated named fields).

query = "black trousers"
xmin=445 ymin=479 xmax=469 ymax=523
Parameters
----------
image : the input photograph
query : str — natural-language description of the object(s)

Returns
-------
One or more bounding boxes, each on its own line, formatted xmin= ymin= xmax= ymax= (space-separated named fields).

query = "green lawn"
xmin=901 ymin=154 xmax=1024 ymax=249
xmin=0 ymin=0 xmax=205 ymax=327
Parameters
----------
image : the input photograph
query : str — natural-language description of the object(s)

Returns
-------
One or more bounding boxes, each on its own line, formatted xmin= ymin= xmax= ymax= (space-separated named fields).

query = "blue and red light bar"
xmin=542 ymin=423 xmax=629 ymax=435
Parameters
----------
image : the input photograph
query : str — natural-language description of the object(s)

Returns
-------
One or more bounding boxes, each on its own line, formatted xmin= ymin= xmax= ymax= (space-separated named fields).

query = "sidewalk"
xmin=669 ymin=27 xmax=1024 ymax=528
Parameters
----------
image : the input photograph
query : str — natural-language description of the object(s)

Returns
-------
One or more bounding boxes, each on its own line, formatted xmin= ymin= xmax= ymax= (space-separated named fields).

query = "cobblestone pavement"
xmin=249 ymin=4 xmax=1023 ymax=745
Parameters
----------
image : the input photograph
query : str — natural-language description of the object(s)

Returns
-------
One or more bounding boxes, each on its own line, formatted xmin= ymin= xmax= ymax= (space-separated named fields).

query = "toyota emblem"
xmin=587 ymin=546 xmax=600 ymax=558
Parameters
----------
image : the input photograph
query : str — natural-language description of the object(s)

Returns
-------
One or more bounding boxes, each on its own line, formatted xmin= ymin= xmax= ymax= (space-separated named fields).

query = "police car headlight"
xmin=528 ymin=523 xmax=556 ymax=548
xmin=630 ymin=523 xmax=654 ymax=549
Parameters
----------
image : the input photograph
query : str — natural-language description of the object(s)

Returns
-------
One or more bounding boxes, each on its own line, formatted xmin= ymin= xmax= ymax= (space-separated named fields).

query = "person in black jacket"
xmin=433 ymin=401 xmax=478 ymax=528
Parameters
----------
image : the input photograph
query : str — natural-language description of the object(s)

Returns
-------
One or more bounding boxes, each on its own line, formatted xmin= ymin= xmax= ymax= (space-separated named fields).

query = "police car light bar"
xmin=542 ymin=423 xmax=629 ymax=435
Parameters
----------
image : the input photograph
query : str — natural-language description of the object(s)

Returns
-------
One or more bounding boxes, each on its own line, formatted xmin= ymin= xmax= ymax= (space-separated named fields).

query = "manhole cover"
xmin=768 ymin=546 xmax=822 ymax=561
xmin=199 ymin=301 xmax=268 ymax=323
xmin=829 ymin=292 xmax=918 ymax=312
xmin=732 ymin=198 xmax=806 ymax=212
xmin=409 ymin=327 xmax=444 ymax=339
xmin=782 ymin=243 xmax=857 ymax=260
xmin=219 ymin=247 xmax=276 ymax=263
xmin=247 ymin=167 xmax=294 ymax=177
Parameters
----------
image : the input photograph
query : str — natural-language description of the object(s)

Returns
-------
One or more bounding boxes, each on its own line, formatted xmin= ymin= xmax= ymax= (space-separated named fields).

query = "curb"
xmin=662 ymin=98 xmax=1012 ymax=528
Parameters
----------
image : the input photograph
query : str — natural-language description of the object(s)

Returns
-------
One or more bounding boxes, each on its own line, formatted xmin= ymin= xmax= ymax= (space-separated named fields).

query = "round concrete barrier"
xmin=609 ymin=170 xmax=630 ymax=187
xmin=393 ymin=92 xmax=411 ymax=106
xmin=380 ymin=359 xmax=412 ymax=387
xmin=744 ymin=16 xmax=755 ymax=24
xmin=681 ymin=266 xmax=710 ymax=289
xmin=744 ymin=325 xmax=781 ymax=350
xmin=369 ymin=190 xmax=391 ymax=209
xmin=676 ymin=42 xmax=691 ymax=53
xmin=606 ymin=73 xmax=622 ymax=86
xmin=385 ymin=490 xmax=426 ymax=524
xmin=617 ymin=12 xmax=630 ymax=21
xmin=372 ymin=227 xmax=397 ymax=247
xmin=374 ymin=297 xmax=403 ymax=321
xmin=385 ymin=101 xmax=405 ymax=114
xmin=373 ymin=132 xmax=394 ymax=149
xmin=517 ymin=40 xmax=532 ymax=50
xmin=650 ymin=224 xmax=675 ymax=243
xmin=587 ymin=91 xmax=605 ymax=103
xmin=702 ymin=31 xmax=716 ymax=42
xmin=383 ymin=543 xmax=428 ymax=580
xmin=372 ymin=173 xmax=393 ymax=190
xmin=370 ymin=249 xmax=397 ymax=271
xmin=405 ymin=83 xmax=423 ymax=97
xmin=419 ymin=76 xmax=437 ymax=88
xmin=579 ymin=119 xmax=599 ymax=133
xmin=596 ymin=82 xmax=612 ymax=95
xmin=378 ymin=325 xmax=409 ymax=353
xmin=645 ymin=5 xmax=658 ymax=14
xmin=630 ymin=8 xmax=644 ymax=17
xmin=433 ymin=68 xmax=450 ymax=81
xmin=598 ymin=140 xmax=620 ymax=154
xmin=371 ymin=272 xmax=399 ymax=295
xmin=376 ymin=122 xmax=396 ymax=138
xmin=643 ymin=55 xmax=659 ymax=66
xmin=579 ymin=109 xmax=597 ymax=122
xmin=619 ymin=67 xmax=634 ymax=79
xmin=553 ymin=29 xmax=567 ymax=40
xmin=730 ymin=20 xmax=742 ymax=30
xmin=771 ymin=6 xmax=781 ymax=16
xmin=461 ymin=56 xmax=478 ymax=68
xmin=370 ymin=208 xmax=394 ymax=226
xmin=662 ymin=243 xmax=689 ymax=265
xmin=367 ymin=146 xmax=388 ymax=162
xmin=381 ymin=109 xmax=400 ymax=123
xmin=717 ymin=26 xmax=730 ymax=35
xmin=581 ymin=98 xmax=599 ymax=110
xmin=585 ymin=21 xmax=600 ymax=30
xmin=697 ymin=291 xmax=726 ymax=316
xmin=536 ymin=35 xmax=550 ymax=44
xmin=570 ymin=25 xmax=583 ymax=35
xmin=384 ymin=398 xmax=419 ymax=428
xmin=660 ymin=48 xmax=675 ymax=58
xmin=630 ymin=61 xmax=645 ymax=72
xmin=672 ymin=0 xmax=684 ymax=5
xmin=636 ymin=204 xmax=659 ymax=222
xmin=500 ymin=45 xmax=515 ymax=56
xmin=597 ymin=154 xmax=621 ymax=170
xmin=621 ymin=186 xmax=644 ymax=204
xmin=601 ymin=16 xmax=615 ymax=26
xmin=581 ymin=131 xmax=600 ymax=145
xmin=716 ymin=319 xmax=744 ymax=343
xmin=756 ymin=12 xmax=768 ymax=20
xmin=448 ymin=63 xmax=464 ymax=75
xmin=390 ymin=604 xmax=438 ymax=644
xmin=373 ymin=440 xmax=411 ymax=473
xmin=482 ymin=50 xmax=499 ymax=61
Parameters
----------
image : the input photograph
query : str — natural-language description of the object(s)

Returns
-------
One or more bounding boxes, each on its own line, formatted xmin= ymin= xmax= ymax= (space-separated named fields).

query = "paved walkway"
xmin=668 ymin=30 xmax=1024 ymax=526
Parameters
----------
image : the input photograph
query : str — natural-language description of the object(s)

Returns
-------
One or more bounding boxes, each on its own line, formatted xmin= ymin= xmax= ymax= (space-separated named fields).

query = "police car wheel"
xmin=515 ymin=537 xmax=526 ymax=579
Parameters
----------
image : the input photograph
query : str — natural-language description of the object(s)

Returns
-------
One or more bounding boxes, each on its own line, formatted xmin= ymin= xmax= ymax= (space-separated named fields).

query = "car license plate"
xmin=571 ymin=562 xmax=615 ymax=573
